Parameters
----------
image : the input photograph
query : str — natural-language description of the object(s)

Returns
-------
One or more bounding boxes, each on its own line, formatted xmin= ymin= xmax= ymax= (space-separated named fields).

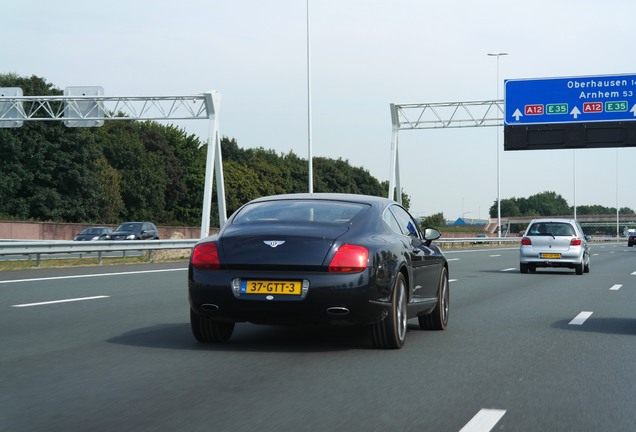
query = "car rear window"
xmin=233 ymin=200 xmax=368 ymax=224
xmin=527 ymin=222 xmax=575 ymax=237
xmin=117 ymin=223 xmax=141 ymax=231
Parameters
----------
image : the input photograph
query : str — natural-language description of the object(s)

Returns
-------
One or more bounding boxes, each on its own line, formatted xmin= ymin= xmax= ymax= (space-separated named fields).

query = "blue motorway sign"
xmin=504 ymin=74 xmax=636 ymax=126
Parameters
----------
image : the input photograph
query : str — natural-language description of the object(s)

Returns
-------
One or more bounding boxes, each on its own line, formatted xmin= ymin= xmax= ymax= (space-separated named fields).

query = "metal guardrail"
xmin=437 ymin=236 xmax=622 ymax=248
xmin=437 ymin=237 xmax=520 ymax=248
xmin=0 ymin=239 xmax=197 ymax=266
xmin=0 ymin=236 xmax=625 ymax=266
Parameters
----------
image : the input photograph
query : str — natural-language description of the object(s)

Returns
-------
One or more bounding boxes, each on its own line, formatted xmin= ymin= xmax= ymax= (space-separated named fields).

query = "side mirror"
xmin=423 ymin=228 xmax=441 ymax=241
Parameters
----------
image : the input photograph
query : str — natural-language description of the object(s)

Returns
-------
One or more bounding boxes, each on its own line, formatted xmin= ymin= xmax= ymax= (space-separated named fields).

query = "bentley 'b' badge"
xmin=263 ymin=240 xmax=285 ymax=248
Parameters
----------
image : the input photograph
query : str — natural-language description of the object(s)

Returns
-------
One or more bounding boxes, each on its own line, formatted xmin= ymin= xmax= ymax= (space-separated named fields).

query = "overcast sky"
xmin=5 ymin=0 xmax=636 ymax=221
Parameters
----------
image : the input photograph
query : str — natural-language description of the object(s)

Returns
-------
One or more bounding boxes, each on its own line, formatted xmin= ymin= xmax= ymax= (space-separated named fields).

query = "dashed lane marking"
xmin=12 ymin=295 xmax=110 ymax=307
xmin=460 ymin=409 xmax=506 ymax=432
xmin=569 ymin=311 xmax=593 ymax=325
xmin=0 ymin=268 xmax=187 ymax=284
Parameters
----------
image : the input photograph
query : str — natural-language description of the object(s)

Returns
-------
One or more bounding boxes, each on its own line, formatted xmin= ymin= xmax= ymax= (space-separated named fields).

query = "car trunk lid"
xmin=219 ymin=223 xmax=350 ymax=268
xmin=529 ymin=235 xmax=576 ymax=252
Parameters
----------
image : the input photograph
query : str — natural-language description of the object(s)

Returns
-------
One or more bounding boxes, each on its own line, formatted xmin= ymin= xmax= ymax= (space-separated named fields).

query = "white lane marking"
xmin=569 ymin=311 xmax=593 ymax=325
xmin=12 ymin=295 xmax=110 ymax=308
xmin=489 ymin=254 xmax=501 ymax=257
xmin=632 ymin=272 xmax=636 ymax=276
xmin=609 ymin=284 xmax=622 ymax=291
xmin=443 ymin=247 xmax=517 ymax=255
xmin=592 ymin=253 xmax=599 ymax=256
xmin=0 ymin=268 xmax=187 ymax=284
xmin=447 ymin=258 xmax=460 ymax=262
xmin=450 ymin=279 xmax=458 ymax=283
xmin=501 ymin=268 xmax=517 ymax=272
xmin=460 ymin=409 xmax=506 ymax=432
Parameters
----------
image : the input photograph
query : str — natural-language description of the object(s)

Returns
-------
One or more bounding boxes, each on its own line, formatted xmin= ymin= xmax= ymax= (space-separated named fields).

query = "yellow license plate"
xmin=540 ymin=253 xmax=561 ymax=259
xmin=240 ymin=280 xmax=302 ymax=295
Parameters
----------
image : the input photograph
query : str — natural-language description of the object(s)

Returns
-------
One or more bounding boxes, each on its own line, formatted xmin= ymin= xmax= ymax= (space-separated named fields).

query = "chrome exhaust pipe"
xmin=201 ymin=304 xmax=220 ymax=312
xmin=326 ymin=306 xmax=350 ymax=315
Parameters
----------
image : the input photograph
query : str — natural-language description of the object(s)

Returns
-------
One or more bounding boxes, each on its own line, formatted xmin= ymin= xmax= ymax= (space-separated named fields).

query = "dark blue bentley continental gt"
xmin=188 ymin=193 xmax=449 ymax=349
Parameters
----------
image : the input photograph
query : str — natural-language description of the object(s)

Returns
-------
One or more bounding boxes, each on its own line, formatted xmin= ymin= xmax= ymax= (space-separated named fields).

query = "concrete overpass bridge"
xmin=495 ymin=214 xmax=636 ymax=235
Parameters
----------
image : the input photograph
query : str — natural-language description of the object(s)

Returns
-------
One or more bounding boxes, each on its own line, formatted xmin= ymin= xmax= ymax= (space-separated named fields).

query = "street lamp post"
xmin=306 ymin=0 xmax=313 ymax=193
xmin=487 ymin=52 xmax=508 ymax=238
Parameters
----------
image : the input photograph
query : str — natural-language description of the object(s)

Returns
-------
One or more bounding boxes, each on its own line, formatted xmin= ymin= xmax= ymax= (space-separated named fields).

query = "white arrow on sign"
xmin=570 ymin=106 xmax=581 ymax=119
xmin=631 ymin=104 xmax=636 ymax=117
xmin=512 ymin=108 xmax=523 ymax=121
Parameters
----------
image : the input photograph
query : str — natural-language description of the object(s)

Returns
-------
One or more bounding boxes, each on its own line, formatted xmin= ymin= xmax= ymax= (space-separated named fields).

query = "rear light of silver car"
xmin=570 ymin=238 xmax=582 ymax=246
xmin=521 ymin=237 xmax=532 ymax=246
xmin=191 ymin=242 xmax=221 ymax=270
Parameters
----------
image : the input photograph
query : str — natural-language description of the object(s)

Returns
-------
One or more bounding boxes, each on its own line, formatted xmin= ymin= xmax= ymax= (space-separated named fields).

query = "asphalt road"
xmin=1 ymin=244 xmax=635 ymax=431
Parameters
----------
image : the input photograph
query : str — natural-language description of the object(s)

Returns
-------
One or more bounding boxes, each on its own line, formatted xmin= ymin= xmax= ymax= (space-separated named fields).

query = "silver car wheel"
xmin=396 ymin=278 xmax=407 ymax=343
xmin=369 ymin=272 xmax=407 ymax=349
xmin=440 ymin=271 xmax=449 ymax=326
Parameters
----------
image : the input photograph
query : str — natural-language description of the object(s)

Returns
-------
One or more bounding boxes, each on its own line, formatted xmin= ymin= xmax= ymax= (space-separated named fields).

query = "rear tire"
xmin=575 ymin=262 xmax=584 ymax=275
xmin=520 ymin=263 xmax=529 ymax=274
xmin=190 ymin=309 xmax=235 ymax=343
xmin=584 ymin=257 xmax=590 ymax=273
xmin=419 ymin=267 xmax=449 ymax=330
xmin=369 ymin=273 xmax=407 ymax=349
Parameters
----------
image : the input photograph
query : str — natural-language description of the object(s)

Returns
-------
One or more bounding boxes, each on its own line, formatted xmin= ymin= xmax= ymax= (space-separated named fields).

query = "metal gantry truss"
xmin=391 ymin=99 xmax=503 ymax=131
xmin=0 ymin=95 xmax=210 ymax=125
xmin=388 ymin=99 xmax=504 ymax=205
xmin=0 ymin=92 xmax=225 ymax=237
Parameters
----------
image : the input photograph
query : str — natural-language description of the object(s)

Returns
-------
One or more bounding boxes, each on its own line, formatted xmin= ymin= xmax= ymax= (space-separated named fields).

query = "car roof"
xmin=248 ymin=193 xmax=397 ymax=206
xmin=528 ymin=218 xmax=577 ymax=224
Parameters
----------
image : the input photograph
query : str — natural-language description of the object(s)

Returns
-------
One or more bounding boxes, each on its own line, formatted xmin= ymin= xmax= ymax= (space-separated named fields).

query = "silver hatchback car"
xmin=519 ymin=218 xmax=590 ymax=275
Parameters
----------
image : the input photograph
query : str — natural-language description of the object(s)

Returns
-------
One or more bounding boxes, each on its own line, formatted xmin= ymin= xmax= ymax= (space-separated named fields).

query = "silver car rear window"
xmin=233 ymin=200 xmax=368 ymax=224
xmin=527 ymin=222 xmax=575 ymax=237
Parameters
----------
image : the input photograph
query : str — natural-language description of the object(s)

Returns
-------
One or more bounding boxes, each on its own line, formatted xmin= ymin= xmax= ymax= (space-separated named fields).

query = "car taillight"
xmin=521 ymin=237 xmax=532 ymax=246
xmin=570 ymin=238 xmax=582 ymax=246
xmin=328 ymin=244 xmax=369 ymax=273
xmin=191 ymin=242 xmax=221 ymax=270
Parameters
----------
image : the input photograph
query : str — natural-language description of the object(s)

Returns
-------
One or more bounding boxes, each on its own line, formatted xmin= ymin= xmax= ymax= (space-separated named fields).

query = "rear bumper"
xmin=188 ymin=269 xmax=392 ymax=326
xmin=519 ymin=248 xmax=584 ymax=267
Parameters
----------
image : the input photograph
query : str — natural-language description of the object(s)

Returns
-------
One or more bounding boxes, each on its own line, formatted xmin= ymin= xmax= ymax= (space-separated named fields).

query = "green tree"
xmin=0 ymin=74 xmax=104 ymax=222
xmin=490 ymin=191 xmax=570 ymax=218
xmin=96 ymin=122 xmax=166 ymax=221
xmin=421 ymin=212 xmax=446 ymax=229
xmin=498 ymin=199 xmax=522 ymax=217
xmin=94 ymin=156 xmax=125 ymax=223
